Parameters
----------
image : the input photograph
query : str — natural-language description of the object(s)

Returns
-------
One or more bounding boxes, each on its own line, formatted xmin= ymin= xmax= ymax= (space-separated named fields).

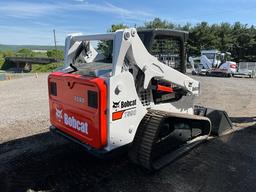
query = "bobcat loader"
xmin=48 ymin=28 xmax=232 ymax=170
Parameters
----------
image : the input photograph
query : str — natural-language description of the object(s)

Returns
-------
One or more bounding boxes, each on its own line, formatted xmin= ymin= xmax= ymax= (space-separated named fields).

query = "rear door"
xmin=48 ymin=72 xmax=107 ymax=149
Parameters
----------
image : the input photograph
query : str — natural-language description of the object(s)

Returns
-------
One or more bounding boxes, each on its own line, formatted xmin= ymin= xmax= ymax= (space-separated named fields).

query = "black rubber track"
xmin=129 ymin=110 xmax=211 ymax=171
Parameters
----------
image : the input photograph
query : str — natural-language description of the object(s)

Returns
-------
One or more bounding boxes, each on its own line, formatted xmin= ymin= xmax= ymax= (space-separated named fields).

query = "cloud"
xmin=0 ymin=2 xmax=59 ymax=18
xmin=0 ymin=1 xmax=153 ymax=45
xmin=0 ymin=1 xmax=152 ymax=21
xmin=104 ymin=2 xmax=152 ymax=18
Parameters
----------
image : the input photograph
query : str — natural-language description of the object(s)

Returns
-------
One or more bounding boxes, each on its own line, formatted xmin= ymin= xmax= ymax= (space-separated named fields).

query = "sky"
xmin=1 ymin=0 xmax=256 ymax=45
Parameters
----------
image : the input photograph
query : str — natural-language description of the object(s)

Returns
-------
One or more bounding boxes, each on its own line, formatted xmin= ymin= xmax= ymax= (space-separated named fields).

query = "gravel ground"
xmin=0 ymin=74 xmax=50 ymax=143
xmin=0 ymin=74 xmax=255 ymax=192
xmin=194 ymin=76 xmax=256 ymax=118
xmin=0 ymin=74 xmax=255 ymax=143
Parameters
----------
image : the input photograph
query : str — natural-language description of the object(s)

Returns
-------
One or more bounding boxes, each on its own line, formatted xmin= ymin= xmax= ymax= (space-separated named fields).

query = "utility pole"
xmin=53 ymin=29 xmax=57 ymax=50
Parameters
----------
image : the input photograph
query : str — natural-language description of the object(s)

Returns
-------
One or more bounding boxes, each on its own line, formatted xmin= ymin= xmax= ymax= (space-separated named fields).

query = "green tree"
xmin=188 ymin=22 xmax=217 ymax=55
xmin=17 ymin=48 xmax=34 ymax=57
xmin=232 ymin=22 xmax=252 ymax=48
xmin=2 ymin=50 xmax=15 ymax=57
xmin=102 ymin=19 xmax=256 ymax=62
xmin=215 ymin=23 xmax=233 ymax=52
xmin=0 ymin=51 xmax=3 ymax=58
xmin=143 ymin=18 xmax=175 ymax=29
xmin=178 ymin=23 xmax=192 ymax=31
xmin=230 ymin=22 xmax=256 ymax=61
xmin=108 ymin=24 xmax=128 ymax=32
xmin=97 ymin=24 xmax=128 ymax=58
xmin=47 ymin=49 xmax=64 ymax=60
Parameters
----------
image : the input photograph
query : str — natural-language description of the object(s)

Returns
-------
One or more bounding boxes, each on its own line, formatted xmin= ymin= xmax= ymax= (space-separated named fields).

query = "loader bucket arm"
xmin=112 ymin=28 xmax=200 ymax=95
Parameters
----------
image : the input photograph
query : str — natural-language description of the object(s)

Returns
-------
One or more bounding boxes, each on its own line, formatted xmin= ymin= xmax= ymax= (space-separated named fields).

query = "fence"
xmin=237 ymin=62 xmax=256 ymax=77
xmin=238 ymin=62 xmax=256 ymax=71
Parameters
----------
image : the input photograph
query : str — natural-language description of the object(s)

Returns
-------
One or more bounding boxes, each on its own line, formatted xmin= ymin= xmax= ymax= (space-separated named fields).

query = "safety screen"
xmin=152 ymin=36 xmax=182 ymax=71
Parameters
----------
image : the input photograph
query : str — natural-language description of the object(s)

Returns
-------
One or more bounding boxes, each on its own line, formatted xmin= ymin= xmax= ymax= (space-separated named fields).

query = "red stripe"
xmin=157 ymin=85 xmax=174 ymax=93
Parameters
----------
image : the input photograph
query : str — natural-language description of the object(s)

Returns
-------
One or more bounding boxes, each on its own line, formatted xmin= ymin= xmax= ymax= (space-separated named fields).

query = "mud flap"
xmin=194 ymin=106 xmax=233 ymax=136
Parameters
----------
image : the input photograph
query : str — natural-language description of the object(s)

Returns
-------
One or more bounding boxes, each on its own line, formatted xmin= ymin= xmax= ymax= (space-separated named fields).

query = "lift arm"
xmin=112 ymin=28 xmax=200 ymax=95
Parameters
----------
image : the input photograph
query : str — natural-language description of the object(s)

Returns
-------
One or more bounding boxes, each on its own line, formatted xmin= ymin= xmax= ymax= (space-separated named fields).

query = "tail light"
xmin=50 ymin=82 xmax=57 ymax=96
xmin=230 ymin=63 xmax=237 ymax=69
xmin=88 ymin=90 xmax=98 ymax=108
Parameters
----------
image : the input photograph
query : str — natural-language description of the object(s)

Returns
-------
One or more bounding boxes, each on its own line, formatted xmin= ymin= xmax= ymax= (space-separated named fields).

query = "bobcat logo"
xmin=55 ymin=108 xmax=63 ymax=122
xmin=112 ymin=101 xmax=120 ymax=109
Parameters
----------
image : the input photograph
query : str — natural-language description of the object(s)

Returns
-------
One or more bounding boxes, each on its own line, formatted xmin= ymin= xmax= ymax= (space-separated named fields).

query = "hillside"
xmin=0 ymin=44 xmax=64 ymax=51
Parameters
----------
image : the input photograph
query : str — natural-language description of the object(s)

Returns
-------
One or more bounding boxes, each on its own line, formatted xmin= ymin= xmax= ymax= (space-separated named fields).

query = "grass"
xmin=0 ymin=58 xmax=4 ymax=69
xmin=0 ymin=44 xmax=64 ymax=52
xmin=31 ymin=62 xmax=63 ymax=73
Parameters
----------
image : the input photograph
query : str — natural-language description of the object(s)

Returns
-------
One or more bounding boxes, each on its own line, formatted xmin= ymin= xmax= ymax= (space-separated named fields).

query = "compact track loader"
xmin=48 ymin=28 xmax=232 ymax=170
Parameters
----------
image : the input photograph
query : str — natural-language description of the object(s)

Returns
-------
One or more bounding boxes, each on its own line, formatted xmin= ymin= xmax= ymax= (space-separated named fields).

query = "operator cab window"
xmin=152 ymin=36 xmax=182 ymax=71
